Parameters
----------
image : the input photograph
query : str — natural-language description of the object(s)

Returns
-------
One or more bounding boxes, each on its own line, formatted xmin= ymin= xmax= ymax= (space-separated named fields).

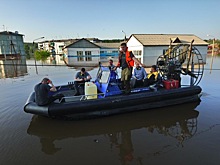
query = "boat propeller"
xmin=157 ymin=41 xmax=204 ymax=86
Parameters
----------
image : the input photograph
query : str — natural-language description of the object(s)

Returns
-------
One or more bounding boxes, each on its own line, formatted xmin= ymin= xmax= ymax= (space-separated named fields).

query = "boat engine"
xmin=157 ymin=41 xmax=204 ymax=86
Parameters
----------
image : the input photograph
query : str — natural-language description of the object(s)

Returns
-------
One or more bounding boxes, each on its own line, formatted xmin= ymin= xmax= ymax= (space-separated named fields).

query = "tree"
xmin=24 ymin=44 xmax=31 ymax=59
xmin=34 ymin=50 xmax=50 ymax=63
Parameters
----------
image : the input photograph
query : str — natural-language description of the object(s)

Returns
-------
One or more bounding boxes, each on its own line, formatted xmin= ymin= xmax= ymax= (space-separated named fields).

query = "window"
xmin=85 ymin=51 xmax=92 ymax=61
xmin=132 ymin=50 xmax=142 ymax=63
xmin=77 ymin=51 xmax=83 ymax=61
xmin=133 ymin=50 xmax=142 ymax=56
xmin=59 ymin=45 xmax=64 ymax=52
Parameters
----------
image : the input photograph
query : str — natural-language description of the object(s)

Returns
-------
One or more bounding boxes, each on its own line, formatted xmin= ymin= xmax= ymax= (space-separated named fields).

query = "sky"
xmin=1 ymin=0 xmax=220 ymax=42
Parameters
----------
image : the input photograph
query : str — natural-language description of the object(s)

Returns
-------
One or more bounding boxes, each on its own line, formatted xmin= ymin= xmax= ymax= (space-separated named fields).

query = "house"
xmin=0 ymin=31 xmax=25 ymax=60
xmin=127 ymin=34 xmax=208 ymax=66
xmin=63 ymin=38 xmax=101 ymax=66
xmin=95 ymin=42 xmax=120 ymax=58
xmin=0 ymin=31 xmax=27 ymax=78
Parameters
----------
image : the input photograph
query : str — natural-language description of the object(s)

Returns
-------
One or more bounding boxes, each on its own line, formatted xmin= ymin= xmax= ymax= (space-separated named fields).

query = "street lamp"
xmin=207 ymin=34 xmax=215 ymax=74
xmin=121 ymin=30 xmax=127 ymax=41
xmin=33 ymin=37 xmax=44 ymax=74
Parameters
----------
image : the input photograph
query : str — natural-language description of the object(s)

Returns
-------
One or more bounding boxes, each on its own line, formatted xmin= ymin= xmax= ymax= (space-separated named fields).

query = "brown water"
xmin=0 ymin=57 xmax=220 ymax=165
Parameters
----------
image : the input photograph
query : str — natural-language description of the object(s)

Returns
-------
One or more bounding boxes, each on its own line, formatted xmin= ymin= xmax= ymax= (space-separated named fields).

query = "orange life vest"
xmin=117 ymin=51 xmax=134 ymax=68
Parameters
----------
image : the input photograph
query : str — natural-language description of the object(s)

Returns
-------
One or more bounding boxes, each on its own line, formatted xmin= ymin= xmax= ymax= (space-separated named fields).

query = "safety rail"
xmin=59 ymin=93 xmax=105 ymax=103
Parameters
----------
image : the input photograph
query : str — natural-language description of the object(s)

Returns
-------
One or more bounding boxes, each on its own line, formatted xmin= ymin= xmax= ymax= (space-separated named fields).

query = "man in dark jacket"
xmin=74 ymin=68 xmax=92 ymax=95
xmin=34 ymin=78 xmax=64 ymax=106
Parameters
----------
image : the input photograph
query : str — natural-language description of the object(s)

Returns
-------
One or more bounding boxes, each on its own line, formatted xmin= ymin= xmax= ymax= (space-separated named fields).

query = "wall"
xmin=0 ymin=34 xmax=25 ymax=57
xmin=67 ymin=48 xmax=100 ymax=66
xmin=127 ymin=36 xmax=144 ymax=63
xmin=143 ymin=46 xmax=168 ymax=66
xmin=100 ymin=48 xmax=118 ymax=57
xmin=194 ymin=45 xmax=207 ymax=63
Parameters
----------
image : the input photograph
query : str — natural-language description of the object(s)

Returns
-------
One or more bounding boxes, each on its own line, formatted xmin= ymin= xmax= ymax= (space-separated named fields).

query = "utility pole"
xmin=121 ymin=30 xmax=127 ymax=41
xmin=33 ymin=37 xmax=45 ymax=74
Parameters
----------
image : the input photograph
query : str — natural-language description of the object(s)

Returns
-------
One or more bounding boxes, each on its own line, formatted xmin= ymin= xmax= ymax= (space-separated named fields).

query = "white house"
xmin=127 ymin=34 xmax=208 ymax=66
xmin=63 ymin=38 xmax=100 ymax=66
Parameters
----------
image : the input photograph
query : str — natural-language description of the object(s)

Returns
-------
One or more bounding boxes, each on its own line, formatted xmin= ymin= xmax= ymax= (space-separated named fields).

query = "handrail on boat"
xmin=59 ymin=93 xmax=105 ymax=103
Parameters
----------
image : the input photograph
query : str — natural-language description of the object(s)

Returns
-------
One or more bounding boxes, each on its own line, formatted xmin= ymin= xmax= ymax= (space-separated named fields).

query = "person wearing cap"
xmin=34 ymin=78 xmax=65 ymax=106
xmin=74 ymin=68 xmax=92 ymax=95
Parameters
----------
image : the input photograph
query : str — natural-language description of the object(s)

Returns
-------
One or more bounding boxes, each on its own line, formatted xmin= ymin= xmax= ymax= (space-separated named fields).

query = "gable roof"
xmin=129 ymin=34 xmax=208 ymax=46
xmin=65 ymin=38 xmax=100 ymax=48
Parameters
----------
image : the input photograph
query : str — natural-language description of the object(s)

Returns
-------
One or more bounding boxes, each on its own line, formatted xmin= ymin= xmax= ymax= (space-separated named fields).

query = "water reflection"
xmin=0 ymin=59 xmax=27 ymax=78
xmin=27 ymin=102 xmax=200 ymax=161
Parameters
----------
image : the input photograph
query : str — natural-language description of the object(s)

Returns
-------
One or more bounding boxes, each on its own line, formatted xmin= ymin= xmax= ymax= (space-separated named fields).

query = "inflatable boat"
xmin=24 ymin=43 xmax=204 ymax=119
xmin=24 ymin=65 xmax=202 ymax=119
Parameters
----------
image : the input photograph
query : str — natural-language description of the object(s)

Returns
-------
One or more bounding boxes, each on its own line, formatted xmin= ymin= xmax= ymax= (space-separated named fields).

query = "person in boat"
xmin=115 ymin=43 xmax=145 ymax=94
xmin=109 ymin=59 xmax=115 ymax=71
xmin=34 ymin=78 xmax=65 ymax=106
xmin=133 ymin=62 xmax=148 ymax=88
xmin=109 ymin=59 xmax=118 ymax=82
xmin=74 ymin=68 xmax=92 ymax=95
xmin=144 ymin=65 xmax=159 ymax=87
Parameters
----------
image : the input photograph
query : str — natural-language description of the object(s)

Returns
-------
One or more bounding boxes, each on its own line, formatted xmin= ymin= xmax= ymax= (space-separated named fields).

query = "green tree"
xmin=24 ymin=44 xmax=31 ymax=59
xmin=34 ymin=50 xmax=50 ymax=63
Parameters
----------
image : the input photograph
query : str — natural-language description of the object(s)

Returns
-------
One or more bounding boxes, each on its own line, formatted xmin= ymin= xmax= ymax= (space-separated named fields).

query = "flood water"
xmin=0 ymin=57 xmax=220 ymax=165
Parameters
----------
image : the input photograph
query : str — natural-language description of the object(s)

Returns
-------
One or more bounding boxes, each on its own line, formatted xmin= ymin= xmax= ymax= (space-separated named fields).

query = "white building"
xmin=63 ymin=38 xmax=121 ymax=66
xmin=127 ymin=34 xmax=208 ymax=66
xmin=38 ymin=39 xmax=76 ymax=64
xmin=63 ymin=38 xmax=100 ymax=66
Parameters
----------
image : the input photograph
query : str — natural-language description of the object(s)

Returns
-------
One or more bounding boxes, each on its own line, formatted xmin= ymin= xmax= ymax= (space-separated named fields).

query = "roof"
xmin=95 ymin=42 xmax=120 ymax=49
xmin=64 ymin=38 xmax=100 ymax=48
xmin=0 ymin=31 xmax=24 ymax=36
xmin=38 ymin=39 xmax=78 ymax=44
xmin=129 ymin=34 xmax=208 ymax=46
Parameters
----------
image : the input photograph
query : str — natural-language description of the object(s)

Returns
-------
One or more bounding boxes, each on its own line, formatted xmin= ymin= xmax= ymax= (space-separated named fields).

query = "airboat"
xmin=24 ymin=40 xmax=204 ymax=119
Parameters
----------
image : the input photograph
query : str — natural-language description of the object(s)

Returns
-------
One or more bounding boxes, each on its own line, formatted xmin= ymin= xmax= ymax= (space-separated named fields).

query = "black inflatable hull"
xmin=24 ymin=86 xmax=202 ymax=119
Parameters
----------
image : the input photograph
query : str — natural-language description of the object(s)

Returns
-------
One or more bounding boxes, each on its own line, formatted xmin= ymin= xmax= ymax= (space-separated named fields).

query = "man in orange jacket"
xmin=115 ymin=43 xmax=145 ymax=94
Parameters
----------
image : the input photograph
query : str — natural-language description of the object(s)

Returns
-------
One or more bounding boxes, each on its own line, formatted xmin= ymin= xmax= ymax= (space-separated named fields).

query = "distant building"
xmin=127 ymin=34 xmax=208 ymax=66
xmin=38 ymin=39 xmax=76 ymax=55
xmin=63 ymin=38 xmax=100 ymax=66
xmin=38 ymin=39 xmax=77 ymax=64
xmin=0 ymin=31 xmax=25 ymax=60
xmin=63 ymin=38 xmax=121 ymax=66
xmin=0 ymin=31 xmax=27 ymax=78
xmin=95 ymin=42 xmax=120 ymax=58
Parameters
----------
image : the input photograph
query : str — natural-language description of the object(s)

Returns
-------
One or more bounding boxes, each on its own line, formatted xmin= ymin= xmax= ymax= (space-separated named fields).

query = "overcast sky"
xmin=1 ymin=0 xmax=219 ymax=42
